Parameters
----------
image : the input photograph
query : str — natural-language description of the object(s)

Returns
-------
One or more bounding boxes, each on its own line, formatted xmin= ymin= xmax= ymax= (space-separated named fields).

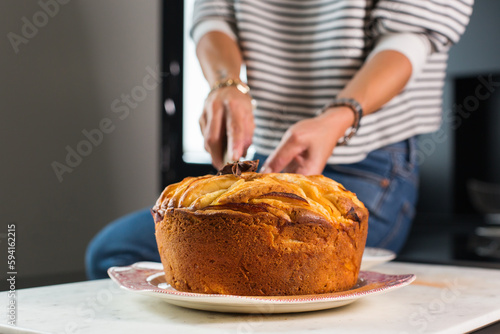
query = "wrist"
xmin=316 ymin=98 xmax=363 ymax=146
xmin=209 ymin=78 xmax=250 ymax=96
xmin=319 ymin=107 xmax=355 ymax=140
xmin=207 ymin=78 xmax=257 ymax=110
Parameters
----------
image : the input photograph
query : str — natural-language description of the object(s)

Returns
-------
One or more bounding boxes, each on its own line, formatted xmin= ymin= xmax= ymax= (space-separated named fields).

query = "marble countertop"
xmin=1 ymin=262 xmax=500 ymax=334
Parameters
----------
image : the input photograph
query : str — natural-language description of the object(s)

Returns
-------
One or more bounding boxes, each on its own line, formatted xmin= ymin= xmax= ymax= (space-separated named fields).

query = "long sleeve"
xmin=367 ymin=33 xmax=431 ymax=82
xmin=370 ymin=0 xmax=474 ymax=53
xmin=191 ymin=0 xmax=237 ymax=43
xmin=367 ymin=0 xmax=473 ymax=82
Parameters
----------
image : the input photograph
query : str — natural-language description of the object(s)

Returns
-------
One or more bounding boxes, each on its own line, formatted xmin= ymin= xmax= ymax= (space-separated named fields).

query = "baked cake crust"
xmin=152 ymin=163 xmax=368 ymax=296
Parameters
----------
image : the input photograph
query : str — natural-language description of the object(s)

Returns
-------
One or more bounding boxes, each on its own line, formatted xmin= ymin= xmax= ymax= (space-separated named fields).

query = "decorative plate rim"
xmin=108 ymin=261 xmax=416 ymax=304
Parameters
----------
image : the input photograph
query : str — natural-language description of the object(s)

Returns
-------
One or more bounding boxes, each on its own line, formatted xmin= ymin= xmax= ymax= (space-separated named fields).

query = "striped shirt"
xmin=192 ymin=0 xmax=474 ymax=164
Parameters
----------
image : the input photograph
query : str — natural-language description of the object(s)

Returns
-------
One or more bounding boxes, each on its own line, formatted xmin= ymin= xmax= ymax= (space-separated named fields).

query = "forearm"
xmin=196 ymin=31 xmax=243 ymax=86
xmin=337 ymin=50 xmax=413 ymax=116
xmin=196 ymin=31 xmax=254 ymax=167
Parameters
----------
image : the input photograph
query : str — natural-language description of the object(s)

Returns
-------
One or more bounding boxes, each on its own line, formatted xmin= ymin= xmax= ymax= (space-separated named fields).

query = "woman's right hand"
xmin=199 ymin=86 xmax=255 ymax=169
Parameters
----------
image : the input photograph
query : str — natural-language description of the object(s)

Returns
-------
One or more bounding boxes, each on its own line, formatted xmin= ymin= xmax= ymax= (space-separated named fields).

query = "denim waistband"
xmin=379 ymin=137 xmax=417 ymax=153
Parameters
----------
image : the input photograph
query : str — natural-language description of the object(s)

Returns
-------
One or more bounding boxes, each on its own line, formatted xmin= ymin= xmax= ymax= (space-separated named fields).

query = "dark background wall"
xmin=0 ymin=0 xmax=161 ymax=288
xmin=399 ymin=1 xmax=500 ymax=264
xmin=417 ymin=0 xmax=500 ymax=217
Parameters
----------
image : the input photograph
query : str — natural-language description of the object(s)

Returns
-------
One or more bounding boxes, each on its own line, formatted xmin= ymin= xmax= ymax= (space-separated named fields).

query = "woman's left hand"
xmin=261 ymin=106 xmax=354 ymax=175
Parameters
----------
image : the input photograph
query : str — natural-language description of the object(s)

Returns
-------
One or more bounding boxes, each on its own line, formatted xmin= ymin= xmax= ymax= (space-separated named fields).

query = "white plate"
xmin=361 ymin=247 xmax=396 ymax=270
xmin=108 ymin=262 xmax=414 ymax=314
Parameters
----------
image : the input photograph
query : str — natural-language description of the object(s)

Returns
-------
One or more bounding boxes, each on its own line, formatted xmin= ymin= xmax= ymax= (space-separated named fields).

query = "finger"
xmin=293 ymin=158 xmax=323 ymax=175
xmin=199 ymin=110 xmax=207 ymax=134
xmin=283 ymin=155 xmax=303 ymax=174
xmin=204 ymin=100 xmax=225 ymax=168
xmin=241 ymin=145 xmax=249 ymax=159
xmin=225 ymin=100 xmax=253 ymax=161
xmin=242 ymin=117 xmax=255 ymax=159
xmin=293 ymin=146 xmax=330 ymax=175
xmin=261 ymin=133 xmax=304 ymax=173
xmin=225 ymin=102 xmax=243 ymax=161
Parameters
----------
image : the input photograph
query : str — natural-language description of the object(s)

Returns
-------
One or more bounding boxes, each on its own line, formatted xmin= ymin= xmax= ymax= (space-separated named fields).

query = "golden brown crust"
xmin=154 ymin=172 xmax=366 ymax=226
xmin=153 ymin=171 xmax=368 ymax=296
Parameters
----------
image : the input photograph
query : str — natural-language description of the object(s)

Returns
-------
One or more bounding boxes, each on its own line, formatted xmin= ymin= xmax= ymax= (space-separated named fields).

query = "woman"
xmin=86 ymin=0 xmax=473 ymax=279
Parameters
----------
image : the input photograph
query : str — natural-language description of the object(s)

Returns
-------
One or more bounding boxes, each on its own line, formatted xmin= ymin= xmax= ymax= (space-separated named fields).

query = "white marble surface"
xmin=1 ymin=262 xmax=500 ymax=334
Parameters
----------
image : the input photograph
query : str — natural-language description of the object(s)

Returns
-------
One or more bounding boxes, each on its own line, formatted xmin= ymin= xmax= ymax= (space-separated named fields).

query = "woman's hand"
xmin=261 ymin=107 xmax=354 ymax=175
xmin=199 ymin=86 xmax=255 ymax=169
xmin=260 ymin=50 xmax=414 ymax=175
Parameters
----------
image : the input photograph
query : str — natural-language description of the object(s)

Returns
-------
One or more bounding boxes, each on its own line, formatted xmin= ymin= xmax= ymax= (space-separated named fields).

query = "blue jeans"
xmin=86 ymin=138 xmax=419 ymax=279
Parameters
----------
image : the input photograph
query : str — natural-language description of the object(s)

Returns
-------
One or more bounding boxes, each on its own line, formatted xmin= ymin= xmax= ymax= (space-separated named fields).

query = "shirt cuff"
xmin=192 ymin=20 xmax=237 ymax=45
xmin=367 ymin=33 xmax=431 ymax=83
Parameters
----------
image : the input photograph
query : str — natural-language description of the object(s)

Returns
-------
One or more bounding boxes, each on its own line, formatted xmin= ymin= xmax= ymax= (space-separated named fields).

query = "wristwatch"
xmin=317 ymin=97 xmax=363 ymax=146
